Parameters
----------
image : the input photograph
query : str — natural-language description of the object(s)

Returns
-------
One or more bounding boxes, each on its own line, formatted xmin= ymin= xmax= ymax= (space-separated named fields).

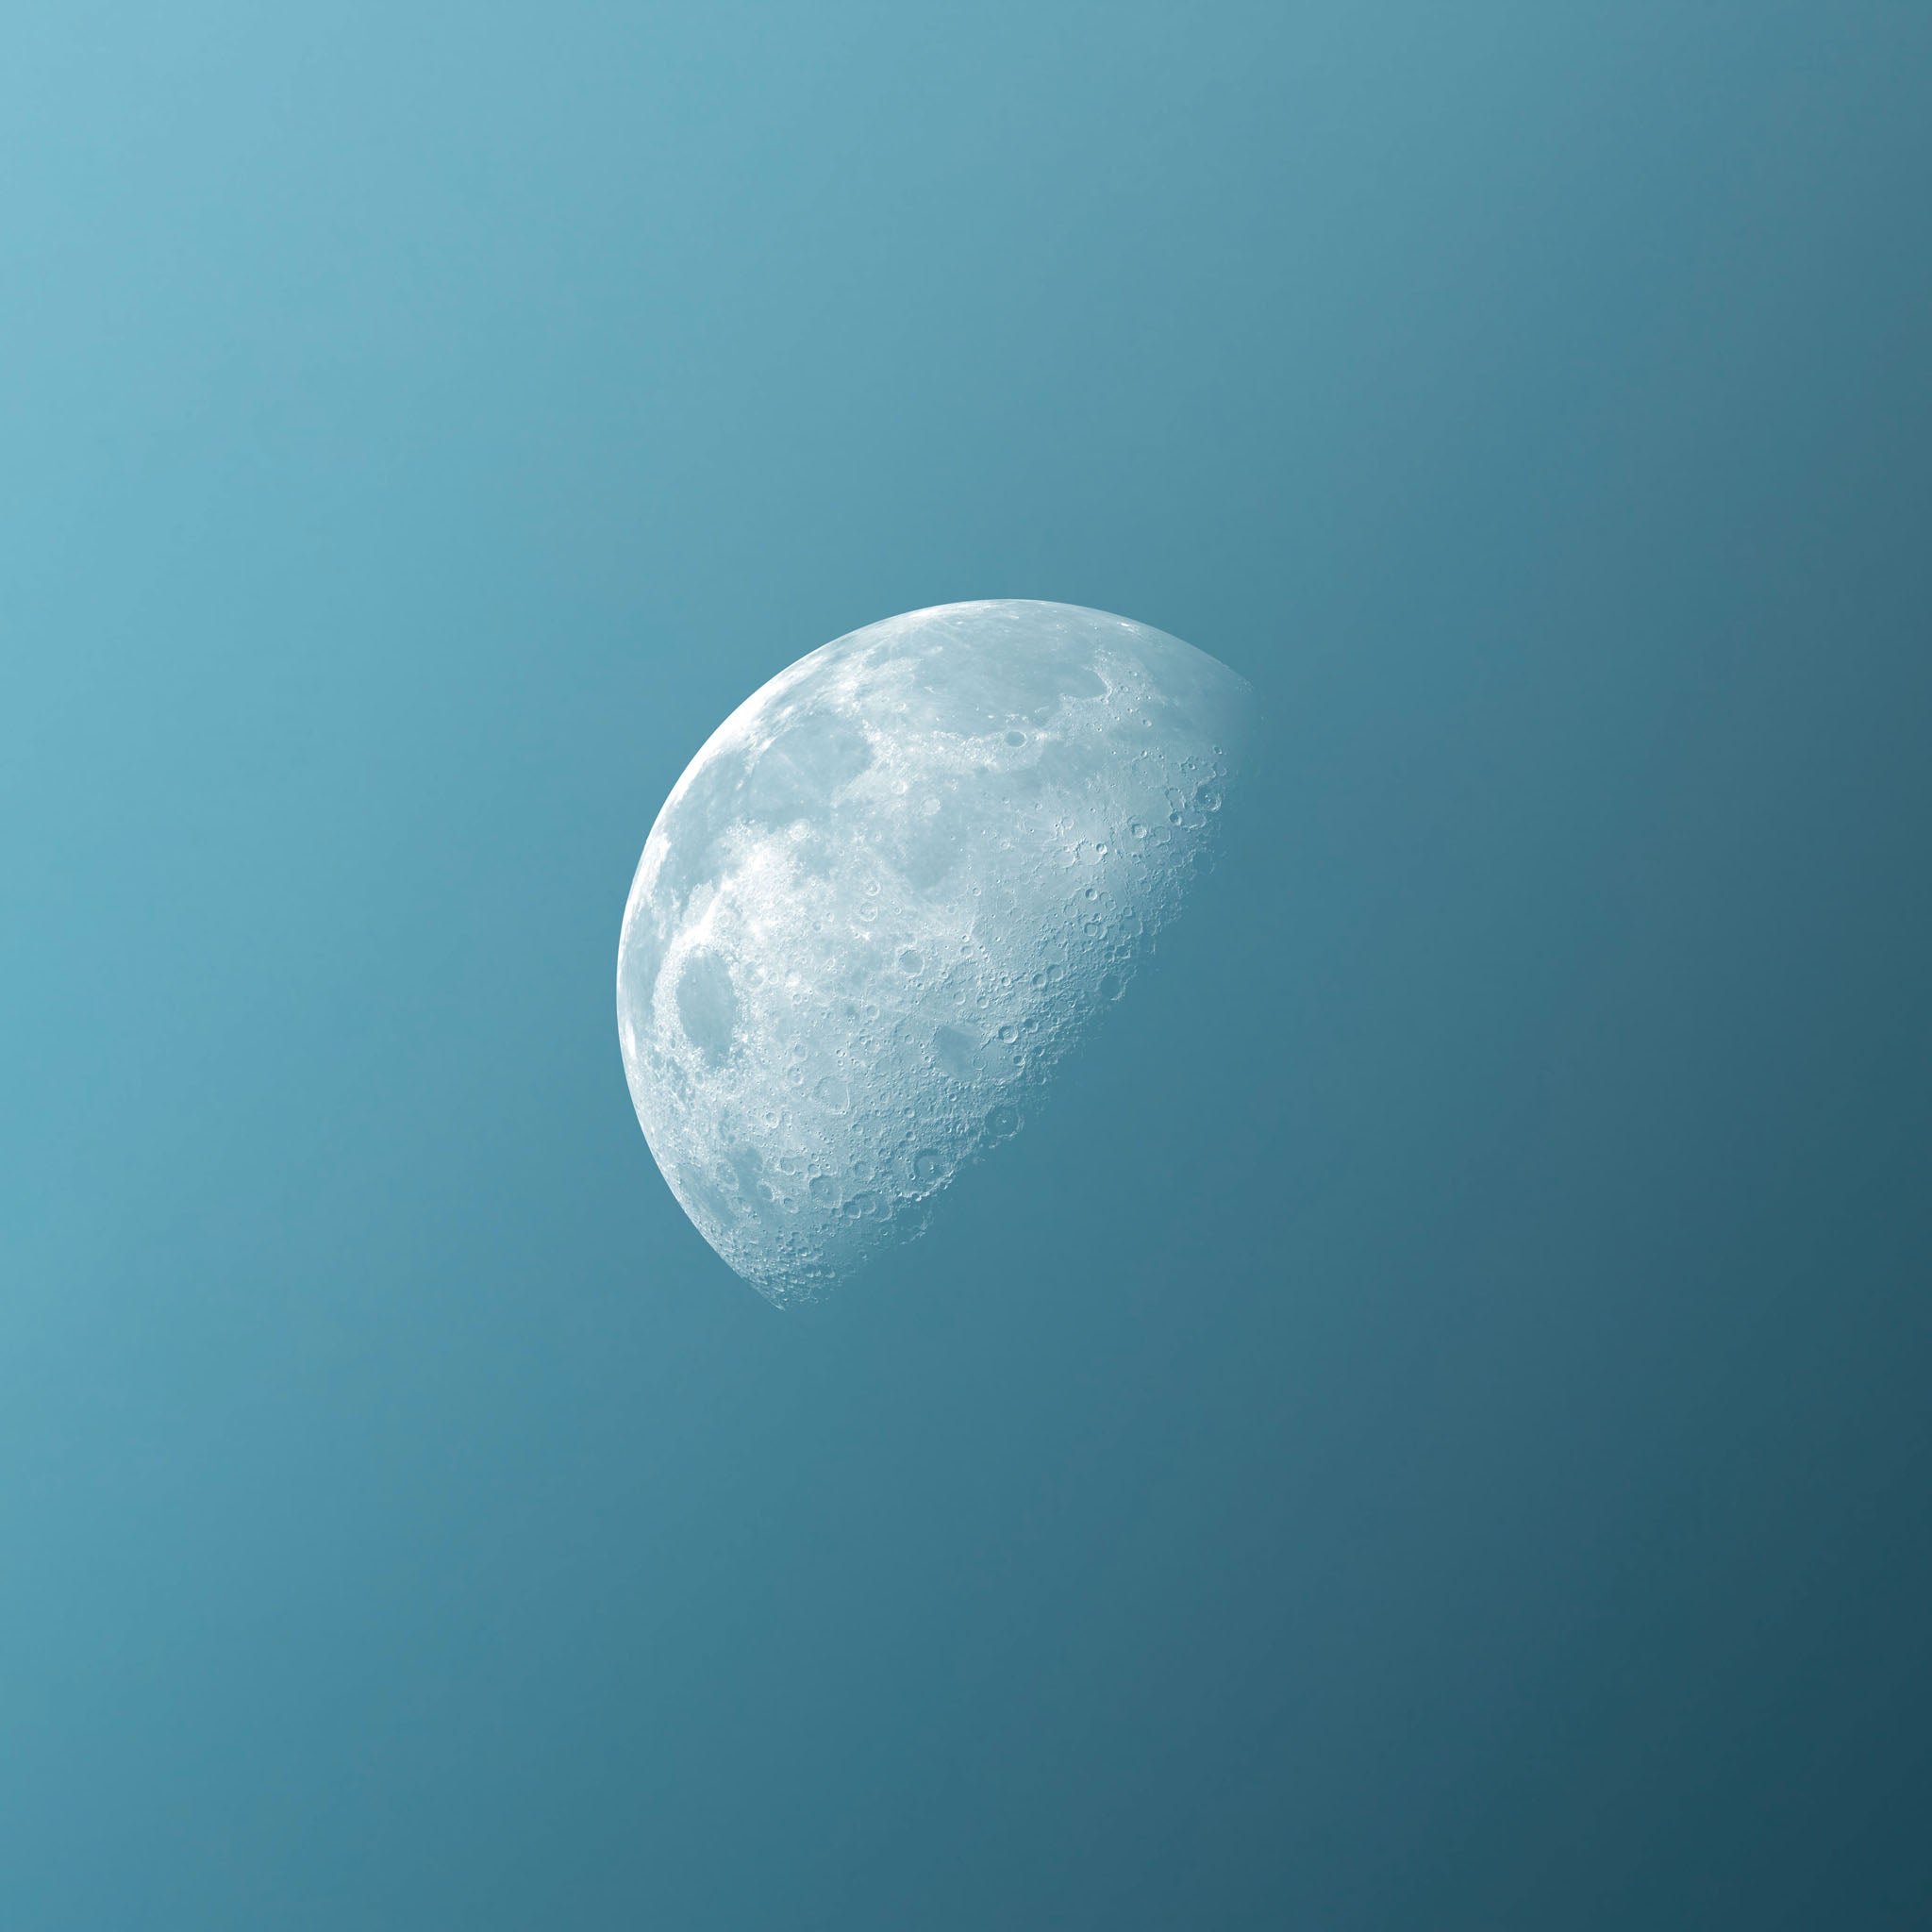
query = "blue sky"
xmin=4 ymin=5 xmax=1929 ymax=1925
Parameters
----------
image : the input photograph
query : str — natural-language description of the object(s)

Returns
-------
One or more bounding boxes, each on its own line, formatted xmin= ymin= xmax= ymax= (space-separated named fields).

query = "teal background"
xmin=5 ymin=3 xmax=1930 ymax=1925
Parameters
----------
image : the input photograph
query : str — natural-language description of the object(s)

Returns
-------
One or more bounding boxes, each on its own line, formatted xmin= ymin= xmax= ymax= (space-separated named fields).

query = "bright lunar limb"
xmin=616 ymin=599 xmax=1259 ymax=1306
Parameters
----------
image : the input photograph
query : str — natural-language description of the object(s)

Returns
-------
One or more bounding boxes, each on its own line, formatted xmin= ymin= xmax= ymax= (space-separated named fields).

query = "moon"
xmin=616 ymin=599 xmax=1258 ymax=1305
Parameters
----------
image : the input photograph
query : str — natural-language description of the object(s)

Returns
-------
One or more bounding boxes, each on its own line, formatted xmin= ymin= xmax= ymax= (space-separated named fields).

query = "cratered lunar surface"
xmin=616 ymin=599 xmax=1257 ymax=1305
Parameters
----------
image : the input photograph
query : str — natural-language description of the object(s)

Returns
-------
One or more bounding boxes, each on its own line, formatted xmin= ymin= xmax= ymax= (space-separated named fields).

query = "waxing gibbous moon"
xmin=616 ymin=599 xmax=1259 ymax=1305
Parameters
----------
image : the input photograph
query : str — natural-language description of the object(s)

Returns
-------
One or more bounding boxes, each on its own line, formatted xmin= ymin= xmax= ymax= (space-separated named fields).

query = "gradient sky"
xmin=5 ymin=4 xmax=1930 ymax=1926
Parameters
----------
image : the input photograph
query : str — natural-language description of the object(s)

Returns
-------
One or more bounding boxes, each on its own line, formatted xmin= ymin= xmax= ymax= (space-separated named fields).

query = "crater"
xmin=932 ymin=1023 xmax=981 ymax=1080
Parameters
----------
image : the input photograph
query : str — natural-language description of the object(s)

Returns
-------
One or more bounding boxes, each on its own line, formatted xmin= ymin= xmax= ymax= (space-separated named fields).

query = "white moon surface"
xmin=616 ymin=599 xmax=1258 ymax=1305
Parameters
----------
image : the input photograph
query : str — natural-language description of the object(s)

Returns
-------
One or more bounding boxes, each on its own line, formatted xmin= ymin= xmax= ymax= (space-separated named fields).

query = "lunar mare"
xmin=616 ymin=599 xmax=1257 ymax=1305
